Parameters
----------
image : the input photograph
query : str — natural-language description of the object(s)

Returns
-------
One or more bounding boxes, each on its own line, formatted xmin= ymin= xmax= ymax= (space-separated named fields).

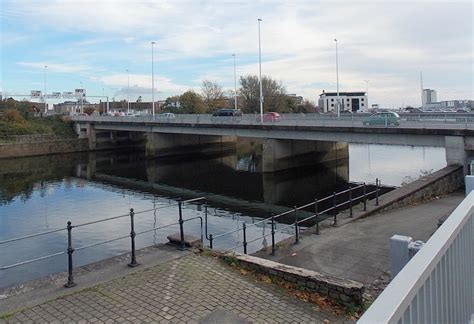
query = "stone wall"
xmin=360 ymin=165 xmax=464 ymax=218
xmin=0 ymin=139 xmax=90 ymax=159
xmin=225 ymin=253 xmax=364 ymax=307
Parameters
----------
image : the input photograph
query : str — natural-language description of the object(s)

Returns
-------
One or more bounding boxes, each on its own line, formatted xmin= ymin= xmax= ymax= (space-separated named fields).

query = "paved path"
xmin=254 ymin=191 xmax=465 ymax=285
xmin=1 ymin=253 xmax=341 ymax=323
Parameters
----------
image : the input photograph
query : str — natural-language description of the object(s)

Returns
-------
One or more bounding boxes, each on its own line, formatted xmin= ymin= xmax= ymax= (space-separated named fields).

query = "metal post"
xmin=65 ymin=221 xmax=76 ymax=288
xmin=349 ymin=184 xmax=353 ymax=217
xmin=242 ymin=222 xmax=248 ymax=254
xmin=178 ymin=200 xmax=185 ymax=250
xmin=333 ymin=192 xmax=338 ymax=226
xmin=204 ymin=204 xmax=208 ymax=240
xmin=294 ymin=206 xmax=299 ymax=244
xmin=209 ymin=234 xmax=213 ymax=249
xmin=128 ymin=208 xmax=139 ymax=267
xmin=271 ymin=215 xmax=275 ymax=256
xmin=363 ymin=182 xmax=367 ymax=211
xmin=315 ymin=199 xmax=320 ymax=235
xmin=375 ymin=178 xmax=380 ymax=206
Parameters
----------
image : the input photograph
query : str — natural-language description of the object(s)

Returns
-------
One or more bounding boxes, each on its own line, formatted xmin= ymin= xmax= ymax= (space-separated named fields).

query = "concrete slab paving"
xmin=254 ymin=191 xmax=465 ymax=285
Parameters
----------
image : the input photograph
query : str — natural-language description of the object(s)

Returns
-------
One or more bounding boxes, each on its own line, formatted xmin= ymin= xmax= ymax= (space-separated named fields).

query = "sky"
xmin=1 ymin=0 xmax=473 ymax=107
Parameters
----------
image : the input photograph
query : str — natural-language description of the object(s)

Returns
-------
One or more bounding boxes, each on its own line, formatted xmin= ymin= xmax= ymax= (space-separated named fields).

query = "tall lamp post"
xmin=151 ymin=41 xmax=156 ymax=117
xmin=126 ymin=69 xmax=130 ymax=114
xmin=364 ymin=80 xmax=369 ymax=111
xmin=44 ymin=65 xmax=47 ymax=114
xmin=232 ymin=54 xmax=237 ymax=110
xmin=258 ymin=18 xmax=263 ymax=123
xmin=334 ymin=38 xmax=340 ymax=118
xmin=80 ymin=81 xmax=83 ymax=114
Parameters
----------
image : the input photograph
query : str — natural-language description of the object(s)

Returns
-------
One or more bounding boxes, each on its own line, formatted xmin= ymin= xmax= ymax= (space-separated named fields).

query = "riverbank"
xmin=0 ymin=137 xmax=89 ymax=159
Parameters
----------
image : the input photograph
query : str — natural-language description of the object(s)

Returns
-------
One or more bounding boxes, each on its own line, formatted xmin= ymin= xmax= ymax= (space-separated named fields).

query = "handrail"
xmin=0 ymin=227 xmax=67 ymax=245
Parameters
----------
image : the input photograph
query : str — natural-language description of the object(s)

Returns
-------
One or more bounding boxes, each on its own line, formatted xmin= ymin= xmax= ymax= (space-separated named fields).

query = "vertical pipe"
xmin=64 ymin=221 xmax=76 ymax=288
xmin=349 ymin=184 xmax=353 ymax=217
xmin=271 ymin=215 xmax=275 ymax=256
xmin=294 ymin=206 xmax=299 ymax=244
xmin=209 ymin=234 xmax=213 ymax=249
xmin=242 ymin=223 xmax=247 ymax=254
xmin=363 ymin=182 xmax=367 ymax=211
xmin=376 ymin=178 xmax=380 ymax=206
xmin=315 ymin=199 xmax=320 ymax=235
xmin=333 ymin=192 xmax=338 ymax=226
xmin=204 ymin=204 xmax=208 ymax=240
xmin=128 ymin=208 xmax=139 ymax=267
xmin=178 ymin=200 xmax=185 ymax=250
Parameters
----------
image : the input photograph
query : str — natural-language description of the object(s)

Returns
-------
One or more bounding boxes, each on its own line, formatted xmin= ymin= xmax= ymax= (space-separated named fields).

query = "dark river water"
xmin=0 ymin=142 xmax=446 ymax=288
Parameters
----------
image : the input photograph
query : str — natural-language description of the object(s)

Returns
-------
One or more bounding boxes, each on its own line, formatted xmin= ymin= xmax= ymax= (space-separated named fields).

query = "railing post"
xmin=349 ymin=184 xmax=353 ymax=218
xmin=375 ymin=178 xmax=380 ymax=206
xmin=128 ymin=208 xmax=139 ymax=267
xmin=315 ymin=199 xmax=320 ymax=235
xmin=294 ymin=206 xmax=299 ymax=244
xmin=204 ymin=204 xmax=208 ymax=240
xmin=271 ymin=215 xmax=275 ymax=256
xmin=242 ymin=222 xmax=248 ymax=254
xmin=178 ymin=200 xmax=185 ymax=250
xmin=363 ymin=182 xmax=367 ymax=211
xmin=209 ymin=234 xmax=213 ymax=249
xmin=333 ymin=192 xmax=338 ymax=226
xmin=64 ymin=221 xmax=76 ymax=288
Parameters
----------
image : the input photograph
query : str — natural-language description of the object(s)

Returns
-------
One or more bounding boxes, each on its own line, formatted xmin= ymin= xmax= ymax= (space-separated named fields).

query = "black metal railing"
xmin=209 ymin=179 xmax=383 ymax=255
xmin=0 ymin=197 xmax=206 ymax=288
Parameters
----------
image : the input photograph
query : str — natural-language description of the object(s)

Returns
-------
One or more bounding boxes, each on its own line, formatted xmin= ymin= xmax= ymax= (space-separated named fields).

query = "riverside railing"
xmin=359 ymin=190 xmax=473 ymax=324
xmin=0 ymin=197 xmax=206 ymax=288
xmin=208 ymin=179 xmax=382 ymax=255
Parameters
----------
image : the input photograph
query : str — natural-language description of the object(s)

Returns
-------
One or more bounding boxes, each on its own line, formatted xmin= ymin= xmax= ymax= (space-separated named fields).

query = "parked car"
xmin=257 ymin=112 xmax=281 ymax=122
xmin=363 ymin=112 xmax=400 ymax=126
xmin=157 ymin=112 xmax=176 ymax=119
xmin=211 ymin=109 xmax=242 ymax=122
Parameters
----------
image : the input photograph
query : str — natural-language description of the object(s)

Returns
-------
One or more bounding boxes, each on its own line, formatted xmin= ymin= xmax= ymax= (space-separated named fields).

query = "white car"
xmin=157 ymin=113 xmax=176 ymax=119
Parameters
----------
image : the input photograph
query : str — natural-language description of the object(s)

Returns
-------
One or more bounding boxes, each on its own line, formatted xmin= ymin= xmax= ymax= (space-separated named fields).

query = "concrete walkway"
xmin=1 ymin=253 xmax=342 ymax=323
xmin=254 ymin=191 xmax=465 ymax=285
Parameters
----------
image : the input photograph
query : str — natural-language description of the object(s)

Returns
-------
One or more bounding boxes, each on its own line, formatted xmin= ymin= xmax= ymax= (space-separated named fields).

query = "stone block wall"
xmin=225 ymin=253 xmax=364 ymax=307
xmin=0 ymin=139 xmax=89 ymax=159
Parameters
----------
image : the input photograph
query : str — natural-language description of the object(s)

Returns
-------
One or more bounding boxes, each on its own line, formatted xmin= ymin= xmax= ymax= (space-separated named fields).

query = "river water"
xmin=0 ymin=143 xmax=446 ymax=288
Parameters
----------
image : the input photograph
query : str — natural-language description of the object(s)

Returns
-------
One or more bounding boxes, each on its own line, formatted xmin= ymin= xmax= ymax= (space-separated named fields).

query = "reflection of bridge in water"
xmin=76 ymin=149 xmax=352 ymax=223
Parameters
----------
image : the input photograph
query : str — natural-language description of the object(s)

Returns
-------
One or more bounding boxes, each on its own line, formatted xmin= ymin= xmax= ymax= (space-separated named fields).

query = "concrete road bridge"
xmin=71 ymin=113 xmax=474 ymax=173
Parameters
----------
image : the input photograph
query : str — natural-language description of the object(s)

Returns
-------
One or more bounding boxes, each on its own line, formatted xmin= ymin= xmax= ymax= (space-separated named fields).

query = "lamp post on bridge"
xmin=151 ymin=41 xmax=156 ymax=118
xmin=334 ymin=38 xmax=340 ymax=118
xmin=232 ymin=53 xmax=237 ymax=110
xmin=258 ymin=18 xmax=264 ymax=124
xmin=126 ymin=69 xmax=130 ymax=114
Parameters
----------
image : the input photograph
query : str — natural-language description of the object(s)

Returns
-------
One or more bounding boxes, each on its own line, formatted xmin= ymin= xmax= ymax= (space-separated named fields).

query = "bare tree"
xmin=201 ymin=80 xmax=226 ymax=112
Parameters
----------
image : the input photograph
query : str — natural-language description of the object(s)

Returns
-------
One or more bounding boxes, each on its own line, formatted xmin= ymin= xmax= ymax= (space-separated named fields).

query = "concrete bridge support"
xmin=262 ymin=139 xmax=348 ymax=173
xmin=445 ymin=136 xmax=474 ymax=174
xmin=146 ymin=133 xmax=237 ymax=158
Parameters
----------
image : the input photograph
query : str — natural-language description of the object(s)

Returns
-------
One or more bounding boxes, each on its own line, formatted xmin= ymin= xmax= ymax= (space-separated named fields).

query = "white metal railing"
xmin=359 ymin=191 xmax=474 ymax=324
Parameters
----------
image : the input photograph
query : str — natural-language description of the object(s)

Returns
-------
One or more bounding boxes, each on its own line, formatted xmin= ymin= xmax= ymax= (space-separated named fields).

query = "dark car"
xmin=211 ymin=109 xmax=243 ymax=123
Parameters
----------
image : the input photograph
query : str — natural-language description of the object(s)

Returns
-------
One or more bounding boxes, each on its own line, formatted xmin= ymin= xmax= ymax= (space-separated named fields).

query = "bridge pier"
xmin=146 ymin=133 xmax=237 ymax=158
xmin=262 ymin=139 xmax=348 ymax=173
xmin=445 ymin=136 xmax=474 ymax=174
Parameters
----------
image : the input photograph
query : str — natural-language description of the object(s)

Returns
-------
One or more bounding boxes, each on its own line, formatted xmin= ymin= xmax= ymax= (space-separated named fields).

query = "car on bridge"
xmin=363 ymin=112 xmax=400 ymax=126
xmin=257 ymin=112 xmax=281 ymax=123
xmin=211 ymin=109 xmax=242 ymax=123
xmin=157 ymin=112 xmax=176 ymax=119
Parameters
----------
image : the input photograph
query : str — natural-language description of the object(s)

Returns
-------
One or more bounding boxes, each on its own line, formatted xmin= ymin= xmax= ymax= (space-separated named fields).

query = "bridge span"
xmin=71 ymin=114 xmax=474 ymax=173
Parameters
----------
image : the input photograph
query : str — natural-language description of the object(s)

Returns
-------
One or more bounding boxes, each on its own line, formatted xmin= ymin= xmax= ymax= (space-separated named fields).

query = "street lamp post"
xmin=80 ymin=81 xmax=83 ymax=114
xmin=151 ymin=41 xmax=156 ymax=117
xmin=126 ymin=69 xmax=130 ymax=114
xmin=258 ymin=18 xmax=263 ymax=123
xmin=364 ymin=80 xmax=369 ymax=111
xmin=232 ymin=54 xmax=237 ymax=110
xmin=44 ymin=65 xmax=47 ymax=114
xmin=334 ymin=39 xmax=340 ymax=118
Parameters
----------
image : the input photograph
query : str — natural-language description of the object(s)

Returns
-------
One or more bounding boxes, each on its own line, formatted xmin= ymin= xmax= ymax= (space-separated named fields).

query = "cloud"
xmin=98 ymin=73 xmax=189 ymax=94
xmin=17 ymin=62 xmax=90 ymax=73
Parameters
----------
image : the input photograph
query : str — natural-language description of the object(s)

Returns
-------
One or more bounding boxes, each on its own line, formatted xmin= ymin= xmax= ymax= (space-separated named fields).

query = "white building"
xmin=318 ymin=91 xmax=367 ymax=113
xmin=423 ymin=89 xmax=437 ymax=105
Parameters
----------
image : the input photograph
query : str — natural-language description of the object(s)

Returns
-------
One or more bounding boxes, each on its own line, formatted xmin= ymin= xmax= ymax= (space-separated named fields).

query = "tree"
xmin=179 ymin=91 xmax=205 ymax=114
xmin=295 ymin=100 xmax=317 ymax=113
xmin=136 ymin=96 xmax=143 ymax=103
xmin=162 ymin=95 xmax=180 ymax=112
xmin=201 ymin=80 xmax=226 ymax=112
xmin=239 ymin=75 xmax=287 ymax=113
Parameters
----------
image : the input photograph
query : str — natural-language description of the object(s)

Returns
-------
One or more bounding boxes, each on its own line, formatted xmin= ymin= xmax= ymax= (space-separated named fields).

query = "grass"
xmin=0 ymin=114 xmax=76 ymax=138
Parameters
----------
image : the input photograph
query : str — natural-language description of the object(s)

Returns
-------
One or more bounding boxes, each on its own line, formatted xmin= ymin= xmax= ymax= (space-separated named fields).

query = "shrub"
xmin=5 ymin=109 xmax=25 ymax=124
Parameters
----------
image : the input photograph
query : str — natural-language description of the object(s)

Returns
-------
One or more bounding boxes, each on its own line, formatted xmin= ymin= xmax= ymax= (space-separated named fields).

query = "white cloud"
xmin=98 ymin=73 xmax=188 ymax=94
xmin=17 ymin=62 xmax=90 ymax=73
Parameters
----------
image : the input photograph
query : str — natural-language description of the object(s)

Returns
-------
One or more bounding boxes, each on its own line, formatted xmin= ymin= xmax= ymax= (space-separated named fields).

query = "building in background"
xmin=422 ymin=89 xmax=437 ymax=105
xmin=318 ymin=91 xmax=367 ymax=113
